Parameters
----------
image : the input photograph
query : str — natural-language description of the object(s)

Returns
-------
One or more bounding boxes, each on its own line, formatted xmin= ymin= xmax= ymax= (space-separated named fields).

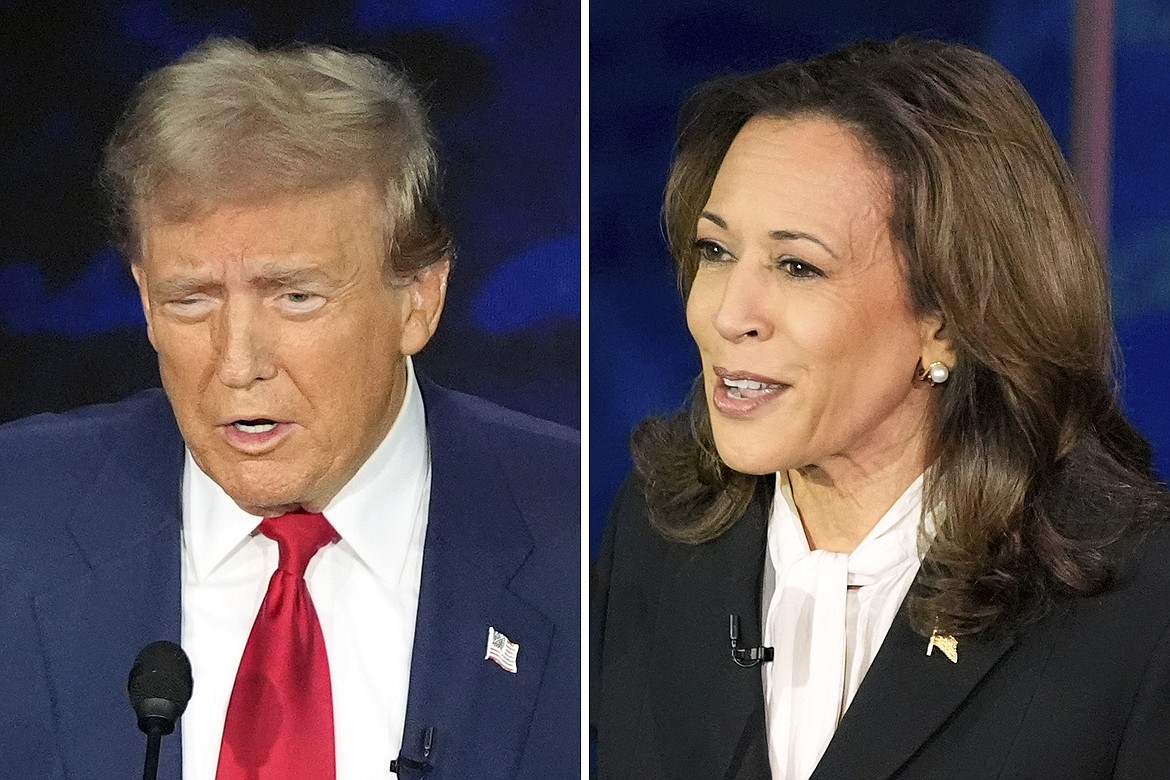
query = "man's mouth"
xmin=219 ymin=417 xmax=295 ymax=453
xmin=232 ymin=419 xmax=279 ymax=433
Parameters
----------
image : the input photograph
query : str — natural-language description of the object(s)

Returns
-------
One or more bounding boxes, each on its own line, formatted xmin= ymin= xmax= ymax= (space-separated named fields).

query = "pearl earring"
xmin=920 ymin=361 xmax=950 ymax=386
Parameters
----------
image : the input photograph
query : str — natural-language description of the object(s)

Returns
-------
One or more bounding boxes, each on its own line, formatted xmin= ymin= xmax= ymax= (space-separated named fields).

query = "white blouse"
xmin=761 ymin=471 xmax=930 ymax=780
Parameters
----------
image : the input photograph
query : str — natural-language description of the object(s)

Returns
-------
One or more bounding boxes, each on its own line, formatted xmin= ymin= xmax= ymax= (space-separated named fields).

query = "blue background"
xmin=590 ymin=0 xmax=1170 ymax=557
xmin=0 ymin=0 xmax=580 ymax=429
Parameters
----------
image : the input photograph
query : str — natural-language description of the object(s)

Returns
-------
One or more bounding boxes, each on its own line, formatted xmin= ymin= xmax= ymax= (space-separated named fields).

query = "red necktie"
xmin=216 ymin=512 xmax=339 ymax=780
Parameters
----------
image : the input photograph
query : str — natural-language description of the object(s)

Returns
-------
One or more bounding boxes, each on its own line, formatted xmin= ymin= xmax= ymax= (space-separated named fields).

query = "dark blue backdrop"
xmin=0 ymin=0 xmax=580 ymax=429
xmin=590 ymin=0 xmax=1170 ymax=557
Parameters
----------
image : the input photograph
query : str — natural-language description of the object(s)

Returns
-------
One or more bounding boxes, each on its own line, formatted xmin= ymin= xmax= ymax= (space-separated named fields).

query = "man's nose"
xmin=214 ymin=301 xmax=277 ymax=388
xmin=712 ymin=261 xmax=774 ymax=342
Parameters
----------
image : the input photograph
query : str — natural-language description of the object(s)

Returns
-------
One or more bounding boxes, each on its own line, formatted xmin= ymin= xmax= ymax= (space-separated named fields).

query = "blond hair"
xmin=103 ymin=37 xmax=450 ymax=274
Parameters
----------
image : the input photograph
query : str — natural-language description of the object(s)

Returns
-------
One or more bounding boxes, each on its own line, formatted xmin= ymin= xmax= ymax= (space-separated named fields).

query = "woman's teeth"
xmin=722 ymin=377 xmax=783 ymax=399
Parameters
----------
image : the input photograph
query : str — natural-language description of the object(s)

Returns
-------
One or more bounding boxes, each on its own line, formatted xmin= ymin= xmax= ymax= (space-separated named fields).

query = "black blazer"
xmin=592 ymin=475 xmax=1170 ymax=779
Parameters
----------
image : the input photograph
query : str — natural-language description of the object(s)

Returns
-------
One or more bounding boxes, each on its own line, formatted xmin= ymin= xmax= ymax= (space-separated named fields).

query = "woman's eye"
xmin=779 ymin=258 xmax=823 ymax=279
xmin=693 ymin=239 xmax=732 ymax=263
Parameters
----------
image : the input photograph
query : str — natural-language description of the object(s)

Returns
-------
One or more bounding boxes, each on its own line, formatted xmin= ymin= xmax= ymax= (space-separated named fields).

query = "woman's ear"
xmin=919 ymin=311 xmax=957 ymax=372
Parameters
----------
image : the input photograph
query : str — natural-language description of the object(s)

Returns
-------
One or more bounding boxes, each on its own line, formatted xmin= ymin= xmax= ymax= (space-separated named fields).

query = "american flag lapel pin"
xmin=486 ymin=626 xmax=519 ymax=673
xmin=927 ymin=628 xmax=959 ymax=663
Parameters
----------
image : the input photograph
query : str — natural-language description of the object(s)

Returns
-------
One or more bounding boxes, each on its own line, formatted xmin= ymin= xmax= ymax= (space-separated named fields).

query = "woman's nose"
xmin=712 ymin=261 xmax=774 ymax=342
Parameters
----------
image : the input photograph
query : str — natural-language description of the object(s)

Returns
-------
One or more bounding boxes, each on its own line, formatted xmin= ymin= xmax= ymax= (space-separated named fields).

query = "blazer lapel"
xmin=32 ymin=392 xmax=185 ymax=780
xmin=398 ymin=385 xmax=557 ymax=779
xmin=647 ymin=491 xmax=771 ymax=779
xmin=638 ymin=487 xmax=1015 ymax=780
xmin=811 ymin=601 xmax=1015 ymax=780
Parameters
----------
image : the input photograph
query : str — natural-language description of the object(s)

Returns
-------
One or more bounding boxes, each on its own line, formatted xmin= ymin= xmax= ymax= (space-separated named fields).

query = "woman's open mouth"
xmin=712 ymin=369 xmax=789 ymax=418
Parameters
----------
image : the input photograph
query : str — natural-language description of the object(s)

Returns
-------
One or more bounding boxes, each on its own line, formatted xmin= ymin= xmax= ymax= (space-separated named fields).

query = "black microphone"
xmin=390 ymin=726 xmax=435 ymax=774
xmin=128 ymin=640 xmax=193 ymax=780
xmin=729 ymin=614 xmax=774 ymax=667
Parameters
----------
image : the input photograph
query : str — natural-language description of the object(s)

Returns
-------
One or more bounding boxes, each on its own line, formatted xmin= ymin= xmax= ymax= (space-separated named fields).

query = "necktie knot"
xmin=259 ymin=512 xmax=337 ymax=578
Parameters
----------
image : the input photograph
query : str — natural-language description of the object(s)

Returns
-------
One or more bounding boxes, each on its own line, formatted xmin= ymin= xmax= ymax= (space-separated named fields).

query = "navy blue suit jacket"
xmin=0 ymin=381 xmax=580 ymax=779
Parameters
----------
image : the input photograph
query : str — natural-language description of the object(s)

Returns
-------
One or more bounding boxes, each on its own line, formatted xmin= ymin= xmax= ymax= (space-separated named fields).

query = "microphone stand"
xmin=142 ymin=727 xmax=162 ymax=780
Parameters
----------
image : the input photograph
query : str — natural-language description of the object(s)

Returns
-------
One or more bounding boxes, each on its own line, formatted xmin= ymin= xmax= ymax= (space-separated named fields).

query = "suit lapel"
xmin=673 ymin=486 xmax=1017 ymax=780
xmin=811 ymin=598 xmax=1015 ymax=780
xmin=647 ymin=491 xmax=771 ymax=779
xmin=636 ymin=487 xmax=1017 ymax=780
xmin=399 ymin=385 xmax=555 ymax=779
xmin=32 ymin=392 xmax=185 ymax=780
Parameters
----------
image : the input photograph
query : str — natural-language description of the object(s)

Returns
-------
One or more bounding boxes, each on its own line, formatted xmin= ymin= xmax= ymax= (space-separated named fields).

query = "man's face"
xmin=132 ymin=181 xmax=447 ymax=516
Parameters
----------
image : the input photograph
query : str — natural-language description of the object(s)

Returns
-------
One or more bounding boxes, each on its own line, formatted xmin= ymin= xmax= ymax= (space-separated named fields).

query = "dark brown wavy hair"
xmin=633 ymin=38 xmax=1167 ymax=638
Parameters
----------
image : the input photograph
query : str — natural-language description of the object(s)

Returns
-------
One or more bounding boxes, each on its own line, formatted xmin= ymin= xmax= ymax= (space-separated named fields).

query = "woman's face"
xmin=687 ymin=115 xmax=944 ymax=477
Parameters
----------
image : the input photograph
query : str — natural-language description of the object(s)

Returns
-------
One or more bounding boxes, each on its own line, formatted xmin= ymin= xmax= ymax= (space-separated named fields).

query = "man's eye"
xmin=693 ymin=239 xmax=732 ymax=263
xmin=164 ymin=297 xmax=215 ymax=318
xmin=280 ymin=291 xmax=325 ymax=312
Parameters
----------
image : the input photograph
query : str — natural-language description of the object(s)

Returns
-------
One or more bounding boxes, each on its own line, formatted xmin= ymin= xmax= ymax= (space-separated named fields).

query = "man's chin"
xmin=209 ymin=471 xmax=322 ymax=518
xmin=234 ymin=500 xmax=312 ymax=518
xmin=192 ymin=449 xmax=347 ymax=517
xmin=225 ymin=485 xmax=330 ymax=517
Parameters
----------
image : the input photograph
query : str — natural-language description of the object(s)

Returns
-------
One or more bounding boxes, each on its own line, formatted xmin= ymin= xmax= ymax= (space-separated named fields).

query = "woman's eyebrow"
xmin=699 ymin=210 xmax=728 ymax=229
xmin=768 ymin=229 xmax=838 ymax=259
xmin=700 ymin=210 xmax=838 ymax=258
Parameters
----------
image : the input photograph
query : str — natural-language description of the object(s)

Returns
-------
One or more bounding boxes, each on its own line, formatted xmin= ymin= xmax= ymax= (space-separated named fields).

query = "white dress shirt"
xmin=181 ymin=360 xmax=430 ymax=780
xmin=762 ymin=471 xmax=929 ymax=780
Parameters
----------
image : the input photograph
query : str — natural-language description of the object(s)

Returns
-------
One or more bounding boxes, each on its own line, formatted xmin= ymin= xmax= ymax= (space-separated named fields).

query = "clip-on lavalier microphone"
xmin=729 ymin=614 xmax=774 ymax=667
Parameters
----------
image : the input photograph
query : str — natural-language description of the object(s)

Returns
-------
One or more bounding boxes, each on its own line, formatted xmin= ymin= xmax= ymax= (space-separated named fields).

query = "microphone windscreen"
xmin=128 ymin=640 xmax=193 ymax=727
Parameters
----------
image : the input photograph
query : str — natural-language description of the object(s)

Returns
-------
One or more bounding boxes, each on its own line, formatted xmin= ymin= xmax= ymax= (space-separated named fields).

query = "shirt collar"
xmin=770 ymin=469 xmax=928 ymax=570
xmin=183 ymin=357 xmax=430 ymax=585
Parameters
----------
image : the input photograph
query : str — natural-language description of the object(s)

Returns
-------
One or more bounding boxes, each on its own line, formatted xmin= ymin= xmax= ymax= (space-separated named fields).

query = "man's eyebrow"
xmin=249 ymin=265 xmax=334 ymax=289
xmin=150 ymin=276 xmax=215 ymax=298
xmin=698 ymin=210 xmax=838 ymax=259
xmin=149 ymin=266 xmax=336 ymax=298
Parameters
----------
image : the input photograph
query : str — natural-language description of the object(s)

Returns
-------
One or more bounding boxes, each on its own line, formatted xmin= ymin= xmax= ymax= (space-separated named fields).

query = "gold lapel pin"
xmin=927 ymin=629 xmax=959 ymax=663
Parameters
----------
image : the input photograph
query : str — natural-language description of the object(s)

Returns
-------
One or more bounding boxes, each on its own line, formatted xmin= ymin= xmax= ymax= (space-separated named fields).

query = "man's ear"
xmin=919 ymin=311 xmax=957 ymax=373
xmin=130 ymin=262 xmax=157 ymax=350
xmin=399 ymin=259 xmax=450 ymax=357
